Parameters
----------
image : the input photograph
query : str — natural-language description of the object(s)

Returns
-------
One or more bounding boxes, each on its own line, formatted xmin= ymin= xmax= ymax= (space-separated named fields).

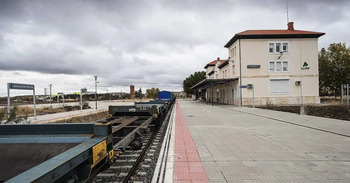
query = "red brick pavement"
xmin=174 ymin=101 xmax=209 ymax=183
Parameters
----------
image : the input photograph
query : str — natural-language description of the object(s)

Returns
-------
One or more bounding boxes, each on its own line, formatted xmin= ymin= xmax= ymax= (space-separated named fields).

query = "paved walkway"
xmin=174 ymin=101 xmax=208 ymax=182
xmin=173 ymin=100 xmax=350 ymax=182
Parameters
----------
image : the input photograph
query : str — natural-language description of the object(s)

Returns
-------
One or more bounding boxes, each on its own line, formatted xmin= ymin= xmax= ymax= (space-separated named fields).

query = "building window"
xmin=269 ymin=43 xmax=274 ymax=53
xmin=269 ymin=61 xmax=288 ymax=72
xmin=232 ymin=65 xmax=235 ymax=74
xmin=269 ymin=78 xmax=290 ymax=94
xmin=283 ymin=43 xmax=288 ymax=52
xmin=268 ymin=42 xmax=289 ymax=54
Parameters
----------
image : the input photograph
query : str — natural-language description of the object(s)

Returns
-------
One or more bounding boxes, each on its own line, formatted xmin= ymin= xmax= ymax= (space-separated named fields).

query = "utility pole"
xmin=44 ymin=88 xmax=47 ymax=102
xmin=94 ymin=75 xmax=98 ymax=110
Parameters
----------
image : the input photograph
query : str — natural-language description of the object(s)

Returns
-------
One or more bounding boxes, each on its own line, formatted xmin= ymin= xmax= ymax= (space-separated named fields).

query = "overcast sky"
xmin=0 ymin=0 xmax=349 ymax=97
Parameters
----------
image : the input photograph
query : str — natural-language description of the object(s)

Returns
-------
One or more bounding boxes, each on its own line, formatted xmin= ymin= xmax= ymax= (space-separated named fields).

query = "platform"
xmin=169 ymin=100 xmax=350 ymax=182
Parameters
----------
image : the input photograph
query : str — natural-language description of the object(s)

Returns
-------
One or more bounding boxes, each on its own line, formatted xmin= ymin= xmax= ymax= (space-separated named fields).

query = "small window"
xmin=282 ymin=61 xmax=288 ymax=71
xmin=276 ymin=61 xmax=282 ymax=71
xmin=269 ymin=60 xmax=288 ymax=72
xmin=276 ymin=43 xmax=281 ymax=53
xmin=269 ymin=43 xmax=274 ymax=53
xmin=268 ymin=42 xmax=289 ymax=54
xmin=282 ymin=43 xmax=288 ymax=52
xmin=269 ymin=62 xmax=275 ymax=71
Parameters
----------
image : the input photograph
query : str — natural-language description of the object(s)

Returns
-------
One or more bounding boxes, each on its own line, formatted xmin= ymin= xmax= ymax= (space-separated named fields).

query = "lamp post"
xmin=94 ymin=75 xmax=98 ymax=110
xmin=49 ymin=84 xmax=52 ymax=104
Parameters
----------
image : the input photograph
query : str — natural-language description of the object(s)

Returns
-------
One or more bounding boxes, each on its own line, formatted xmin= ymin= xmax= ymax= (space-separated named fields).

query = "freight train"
xmin=0 ymin=97 xmax=175 ymax=183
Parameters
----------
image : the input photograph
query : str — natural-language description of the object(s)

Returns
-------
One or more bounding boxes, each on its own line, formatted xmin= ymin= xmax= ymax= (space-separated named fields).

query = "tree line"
xmin=319 ymin=42 xmax=350 ymax=96
xmin=134 ymin=87 xmax=161 ymax=99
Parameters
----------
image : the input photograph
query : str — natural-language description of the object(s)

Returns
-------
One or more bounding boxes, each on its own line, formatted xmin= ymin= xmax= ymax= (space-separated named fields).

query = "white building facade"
xmin=192 ymin=22 xmax=325 ymax=105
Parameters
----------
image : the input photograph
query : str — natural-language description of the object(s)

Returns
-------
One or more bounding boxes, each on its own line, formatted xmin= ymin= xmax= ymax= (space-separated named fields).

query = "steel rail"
xmin=123 ymin=104 xmax=173 ymax=183
xmin=122 ymin=128 xmax=156 ymax=183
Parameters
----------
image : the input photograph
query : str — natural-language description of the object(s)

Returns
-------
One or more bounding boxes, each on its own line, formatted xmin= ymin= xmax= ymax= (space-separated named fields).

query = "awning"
xmin=191 ymin=78 xmax=238 ymax=90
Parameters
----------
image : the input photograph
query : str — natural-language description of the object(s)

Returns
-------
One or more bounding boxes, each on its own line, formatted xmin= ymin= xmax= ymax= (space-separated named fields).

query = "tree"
xmin=146 ymin=88 xmax=160 ymax=99
xmin=134 ymin=88 xmax=143 ymax=99
xmin=319 ymin=43 xmax=350 ymax=96
xmin=182 ymin=71 xmax=206 ymax=94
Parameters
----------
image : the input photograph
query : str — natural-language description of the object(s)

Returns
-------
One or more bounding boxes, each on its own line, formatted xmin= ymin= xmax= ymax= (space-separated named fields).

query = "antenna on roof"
xmin=286 ymin=0 xmax=289 ymax=23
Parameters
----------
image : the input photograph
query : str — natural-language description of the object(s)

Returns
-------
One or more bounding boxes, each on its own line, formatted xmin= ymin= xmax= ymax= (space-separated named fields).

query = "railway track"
xmin=94 ymin=102 xmax=173 ymax=183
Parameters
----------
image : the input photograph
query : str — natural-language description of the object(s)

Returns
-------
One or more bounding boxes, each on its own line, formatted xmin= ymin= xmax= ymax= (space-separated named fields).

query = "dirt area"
xmin=54 ymin=111 xmax=110 ymax=123
xmin=260 ymin=105 xmax=350 ymax=121
xmin=0 ymin=104 xmax=90 ymax=122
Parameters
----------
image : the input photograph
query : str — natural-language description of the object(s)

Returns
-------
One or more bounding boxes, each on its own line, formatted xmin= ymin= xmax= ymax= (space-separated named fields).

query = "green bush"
xmin=0 ymin=108 xmax=6 ymax=121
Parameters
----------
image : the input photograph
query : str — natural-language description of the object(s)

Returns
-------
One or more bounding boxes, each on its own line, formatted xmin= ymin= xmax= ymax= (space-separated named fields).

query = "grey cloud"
xmin=0 ymin=0 xmax=349 ymax=95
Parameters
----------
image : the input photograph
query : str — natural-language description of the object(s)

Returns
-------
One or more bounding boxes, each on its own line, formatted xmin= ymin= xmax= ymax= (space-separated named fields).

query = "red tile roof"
xmin=224 ymin=23 xmax=325 ymax=48
xmin=204 ymin=59 xmax=226 ymax=69
xmin=237 ymin=29 xmax=324 ymax=36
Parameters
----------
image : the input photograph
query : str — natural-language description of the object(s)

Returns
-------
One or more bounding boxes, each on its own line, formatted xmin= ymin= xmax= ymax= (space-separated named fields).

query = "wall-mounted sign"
xmin=247 ymin=65 xmax=261 ymax=69
xmin=247 ymin=84 xmax=253 ymax=89
xmin=301 ymin=62 xmax=310 ymax=70
xmin=240 ymin=84 xmax=253 ymax=89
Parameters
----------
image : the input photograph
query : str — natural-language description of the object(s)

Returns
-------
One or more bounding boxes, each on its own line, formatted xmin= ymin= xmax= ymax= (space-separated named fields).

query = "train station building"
xmin=192 ymin=22 xmax=325 ymax=105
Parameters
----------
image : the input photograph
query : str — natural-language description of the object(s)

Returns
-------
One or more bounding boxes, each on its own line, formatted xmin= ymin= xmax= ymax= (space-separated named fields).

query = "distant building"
xmin=192 ymin=22 xmax=325 ymax=105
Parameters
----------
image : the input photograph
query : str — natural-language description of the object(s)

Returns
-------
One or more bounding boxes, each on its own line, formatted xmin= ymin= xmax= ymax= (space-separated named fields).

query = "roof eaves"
xmin=224 ymin=34 xmax=240 ymax=48
xmin=204 ymin=64 xmax=215 ymax=69
xmin=191 ymin=78 xmax=239 ymax=90
xmin=218 ymin=59 xmax=230 ymax=69
xmin=224 ymin=32 xmax=325 ymax=48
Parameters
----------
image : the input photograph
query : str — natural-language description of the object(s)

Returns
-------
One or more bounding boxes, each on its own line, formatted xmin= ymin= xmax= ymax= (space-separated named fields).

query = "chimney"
xmin=287 ymin=22 xmax=294 ymax=31
xmin=130 ymin=85 xmax=135 ymax=99
xmin=217 ymin=57 xmax=220 ymax=60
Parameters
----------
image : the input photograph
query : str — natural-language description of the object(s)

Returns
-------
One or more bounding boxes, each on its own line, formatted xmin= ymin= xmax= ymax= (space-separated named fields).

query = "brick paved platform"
xmin=174 ymin=101 xmax=209 ymax=182
xmin=171 ymin=100 xmax=350 ymax=182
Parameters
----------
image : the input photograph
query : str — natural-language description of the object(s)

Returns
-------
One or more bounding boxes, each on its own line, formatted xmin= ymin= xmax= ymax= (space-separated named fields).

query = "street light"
xmin=48 ymin=84 xmax=52 ymax=104
xmin=94 ymin=75 xmax=99 ymax=110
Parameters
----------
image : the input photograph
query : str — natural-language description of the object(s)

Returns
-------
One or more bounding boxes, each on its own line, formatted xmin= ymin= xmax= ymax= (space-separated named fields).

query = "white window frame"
xmin=268 ymin=60 xmax=289 ymax=72
xmin=269 ymin=78 xmax=290 ymax=94
xmin=268 ymin=41 xmax=289 ymax=54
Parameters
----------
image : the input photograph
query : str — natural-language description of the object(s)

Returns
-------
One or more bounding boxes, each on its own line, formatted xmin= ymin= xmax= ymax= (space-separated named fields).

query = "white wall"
xmin=207 ymin=37 xmax=321 ymax=105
